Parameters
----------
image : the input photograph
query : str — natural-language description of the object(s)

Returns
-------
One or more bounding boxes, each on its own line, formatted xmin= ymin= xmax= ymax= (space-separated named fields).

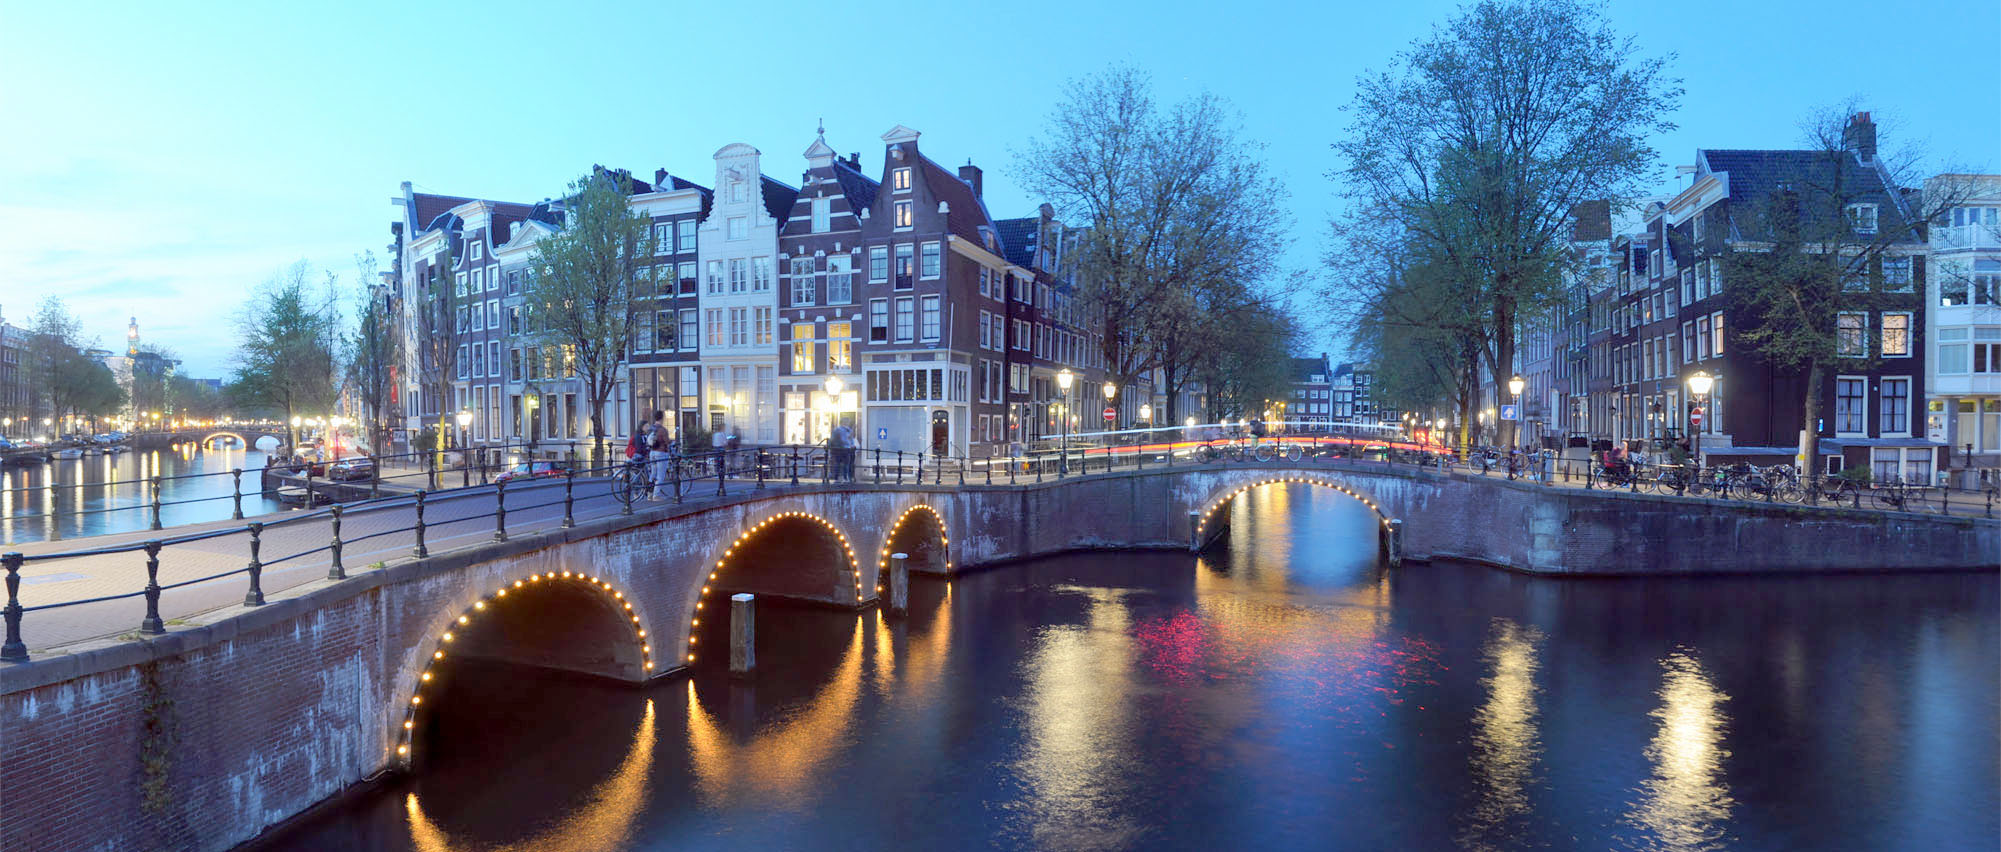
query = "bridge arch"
xmin=682 ymin=511 xmax=863 ymax=667
xmin=874 ymin=504 xmax=950 ymax=595
xmin=391 ymin=570 xmax=655 ymax=768
xmin=1192 ymin=472 xmax=1393 ymax=542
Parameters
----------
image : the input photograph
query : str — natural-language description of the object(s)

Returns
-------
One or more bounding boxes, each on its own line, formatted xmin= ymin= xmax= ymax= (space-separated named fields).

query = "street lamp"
xmin=1686 ymin=371 xmax=1714 ymax=468
xmin=824 ymin=374 xmax=846 ymax=441
xmin=1507 ymin=375 xmax=1526 ymax=450
xmin=455 ymin=409 xmax=474 ymax=485
xmin=1056 ymin=368 xmax=1075 ymax=471
xmin=1139 ymin=403 xmax=1152 ymax=425
xmin=1102 ymin=381 xmax=1117 ymax=432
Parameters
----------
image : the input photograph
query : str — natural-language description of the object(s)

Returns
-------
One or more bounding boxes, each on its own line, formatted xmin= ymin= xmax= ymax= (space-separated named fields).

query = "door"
xmin=930 ymin=409 xmax=949 ymax=456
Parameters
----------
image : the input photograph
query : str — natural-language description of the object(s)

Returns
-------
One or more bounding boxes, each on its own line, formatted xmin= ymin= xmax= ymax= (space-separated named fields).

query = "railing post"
xmin=461 ymin=453 xmax=470 ymax=489
xmin=328 ymin=505 xmax=346 ymax=580
xmin=755 ymin=452 xmax=766 ymax=490
xmin=874 ymin=448 xmax=882 ymax=482
xmin=986 ymin=457 xmax=993 ymax=485
xmin=1008 ymin=456 xmax=1016 ymax=485
xmin=231 ymin=468 xmax=244 ymax=520
xmin=493 ymin=478 xmax=508 ymax=542
xmin=427 ymin=448 xmax=438 ymax=491
xmin=140 ymin=541 xmax=165 ymax=634
xmin=716 ymin=450 xmax=727 ymax=497
xmin=149 ymin=475 xmax=163 ymax=531
xmin=369 ymin=455 xmax=380 ymax=500
xmin=305 ymin=464 xmax=318 ymax=510
xmin=790 ymin=446 xmax=800 ymax=486
xmin=0 ymin=552 xmax=24 ymax=661
xmin=562 ymin=469 xmax=576 ymax=528
xmin=897 ymin=451 xmax=906 ymax=484
xmin=958 ymin=456 xmax=966 ymax=485
xmin=243 ymin=522 xmax=266 ymax=606
xmin=412 ymin=491 xmax=429 ymax=558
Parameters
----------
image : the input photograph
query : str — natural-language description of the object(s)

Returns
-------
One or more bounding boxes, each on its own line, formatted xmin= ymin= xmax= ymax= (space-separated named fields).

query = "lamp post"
xmin=1102 ymin=381 xmax=1117 ymax=431
xmin=1139 ymin=403 xmax=1152 ymax=426
xmin=824 ymin=374 xmax=846 ymax=441
xmin=1056 ymin=368 xmax=1074 ymax=472
xmin=1507 ymin=375 xmax=1526 ymax=451
xmin=1686 ymin=371 xmax=1714 ymax=470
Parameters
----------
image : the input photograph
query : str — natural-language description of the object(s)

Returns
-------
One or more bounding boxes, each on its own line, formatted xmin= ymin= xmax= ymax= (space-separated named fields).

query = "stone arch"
xmin=391 ymin=570 xmax=655 ymax=768
xmin=1192 ymin=472 xmax=1392 ymax=543
xmin=873 ymin=504 xmax=950 ymax=596
xmin=680 ymin=511 xmax=862 ymax=667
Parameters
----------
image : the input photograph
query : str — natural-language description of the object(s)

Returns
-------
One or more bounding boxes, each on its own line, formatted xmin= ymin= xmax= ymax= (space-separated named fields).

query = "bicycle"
xmin=1871 ymin=476 xmax=1934 ymax=513
xmin=611 ymin=456 xmax=653 ymax=504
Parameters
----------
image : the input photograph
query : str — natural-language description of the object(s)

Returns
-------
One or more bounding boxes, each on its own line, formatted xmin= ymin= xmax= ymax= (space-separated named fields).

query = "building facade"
xmin=696 ymin=144 xmax=795 ymax=445
xmin=1925 ymin=173 xmax=2001 ymax=484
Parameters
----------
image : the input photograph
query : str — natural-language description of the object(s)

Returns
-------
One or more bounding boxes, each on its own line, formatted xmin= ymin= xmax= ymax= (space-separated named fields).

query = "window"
xmin=1013 ymin=318 xmax=1030 ymax=350
xmin=706 ymin=260 xmax=724 ymax=294
xmin=891 ymin=167 xmax=911 ymax=191
xmin=893 ymin=200 xmax=913 ymax=229
xmin=680 ymin=310 xmax=697 ymax=350
xmin=828 ymin=322 xmax=852 ymax=372
xmin=1880 ymin=378 xmax=1910 ymax=435
xmin=1835 ymin=377 xmax=1867 ymax=433
xmin=920 ymin=295 xmax=941 ymax=341
xmin=827 ymin=256 xmax=853 ymax=304
xmin=790 ymin=257 xmax=816 ymax=305
xmin=979 ymin=309 xmax=992 ymax=349
xmin=1883 ymin=257 xmax=1913 ymax=292
xmin=754 ymin=307 xmax=773 ymax=345
xmin=472 ymin=343 xmax=485 ymax=377
xmin=920 ymin=242 xmax=941 ymax=278
xmin=1843 ymin=263 xmax=1869 ymax=292
xmin=870 ymin=299 xmax=889 ymax=342
xmin=894 ymin=297 xmax=915 ymax=342
xmin=1681 ymin=321 xmax=1695 ymax=362
xmin=727 ymin=217 xmax=747 ymax=240
xmin=792 ymin=324 xmax=815 ymax=373
xmin=455 ymin=271 xmax=468 ymax=298
xmin=706 ymin=308 xmax=725 ymax=347
xmin=752 ymin=256 xmax=772 ymax=292
xmin=1837 ymin=312 xmax=1867 ymax=357
xmin=1847 ymin=203 xmax=1878 ymax=235
xmin=653 ymin=224 xmax=671 ymax=254
xmin=470 ymin=241 xmax=484 ymax=261
xmin=990 ymin=314 xmax=1004 ymax=352
xmin=1976 ymin=328 xmax=2001 ymax=374
xmin=1938 ymin=327 xmax=1970 ymax=373
xmin=678 ymin=261 xmax=697 ymax=294
xmin=812 ymin=198 xmax=831 ymax=233
xmin=978 ymin=267 xmax=990 ymax=298
xmin=1881 ymin=312 xmax=1910 ymax=357
xmin=634 ymin=310 xmax=654 ymax=353
xmin=1709 ymin=312 xmax=1724 ymax=357
xmin=894 ymin=244 xmax=914 ymax=289
xmin=506 ymin=270 xmax=521 ymax=295
xmin=869 ymin=246 xmax=889 ymax=283
xmin=729 ymin=307 xmax=748 ymax=346
xmin=729 ymin=180 xmax=747 ymax=204
xmin=729 ymin=259 xmax=747 ymax=293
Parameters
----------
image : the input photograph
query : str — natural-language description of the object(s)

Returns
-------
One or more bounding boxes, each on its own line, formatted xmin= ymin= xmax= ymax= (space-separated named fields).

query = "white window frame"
xmin=1836 ymin=311 xmax=1868 ymax=358
xmin=1834 ymin=374 xmax=1869 ymax=436
xmin=920 ymin=241 xmax=942 ymax=279
xmin=1847 ymin=203 xmax=1879 ymax=235
xmin=1880 ymin=311 xmax=1912 ymax=358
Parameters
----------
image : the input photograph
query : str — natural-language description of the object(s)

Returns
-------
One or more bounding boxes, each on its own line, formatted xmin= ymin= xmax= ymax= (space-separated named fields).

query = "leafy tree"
xmin=1200 ymin=306 xmax=1299 ymax=422
xmin=1017 ymin=64 xmax=1289 ymax=418
xmin=232 ymin=262 xmax=342 ymax=449
xmin=521 ymin=168 xmax=654 ymax=464
xmin=345 ymin=251 xmax=402 ymax=454
xmin=414 ymin=235 xmax=464 ymax=465
xmin=1333 ymin=0 xmax=1679 ymax=424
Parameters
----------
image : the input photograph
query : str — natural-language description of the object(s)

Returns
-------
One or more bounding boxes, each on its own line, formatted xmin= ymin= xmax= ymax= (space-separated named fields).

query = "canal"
xmin=261 ymin=483 xmax=1999 ymax=851
xmin=1 ymin=443 xmax=285 ymax=544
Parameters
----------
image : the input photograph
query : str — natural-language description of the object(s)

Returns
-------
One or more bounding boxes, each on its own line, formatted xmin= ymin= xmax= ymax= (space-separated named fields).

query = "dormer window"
xmin=1848 ymin=203 xmax=1879 ymax=236
xmin=892 ymin=167 xmax=912 ymax=192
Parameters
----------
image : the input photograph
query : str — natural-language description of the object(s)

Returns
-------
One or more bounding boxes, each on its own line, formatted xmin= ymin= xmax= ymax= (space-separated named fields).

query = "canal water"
xmin=264 ymin=484 xmax=1999 ymax=851
xmin=0 ymin=443 xmax=284 ymax=544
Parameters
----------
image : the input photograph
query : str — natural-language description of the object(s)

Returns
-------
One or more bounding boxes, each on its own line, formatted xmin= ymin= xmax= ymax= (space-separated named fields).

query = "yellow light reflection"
xmin=1009 ymin=589 xmax=1139 ymax=848
xmin=685 ymin=618 xmax=866 ymax=805
xmin=1627 ymin=650 xmax=1734 ymax=851
xmin=406 ymin=698 xmax=655 ymax=852
xmin=1459 ymin=618 xmax=1544 ymax=852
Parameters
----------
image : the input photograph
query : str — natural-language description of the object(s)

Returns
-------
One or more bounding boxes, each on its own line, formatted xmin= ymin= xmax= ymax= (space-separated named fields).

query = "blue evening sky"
xmin=2 ymin=0 xmax=1994 ymax=378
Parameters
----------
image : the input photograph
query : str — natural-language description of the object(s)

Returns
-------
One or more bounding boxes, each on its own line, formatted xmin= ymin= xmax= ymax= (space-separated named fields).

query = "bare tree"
xmin=346 ymin=251 xmax=402 ymax=454
xmin=232 ymin=263 xmax=342 ymax=449
xmin=415 ymin=238 xmax=461 ymax=461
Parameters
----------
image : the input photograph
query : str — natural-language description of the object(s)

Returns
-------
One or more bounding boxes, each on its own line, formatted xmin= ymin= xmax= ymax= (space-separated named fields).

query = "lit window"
xmin=894 ymin=200 xmax=913 ymax=229
xmin=1837 ymin=312 xmax=1867 ymax=357
xmin=892 ymin=167 xmax=911 ymax=191
xmin=1881 ymin=313 xmax=1910 ymax=357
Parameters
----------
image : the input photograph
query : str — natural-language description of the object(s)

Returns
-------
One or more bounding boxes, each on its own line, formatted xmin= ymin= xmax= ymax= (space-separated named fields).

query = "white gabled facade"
xmin=696 ymin=143 xmax=788 ymax=444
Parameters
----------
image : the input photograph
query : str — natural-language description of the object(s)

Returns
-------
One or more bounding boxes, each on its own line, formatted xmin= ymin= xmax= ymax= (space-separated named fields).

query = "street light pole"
xmin=1056 ymin=368 xmax=1074 ymax=473
xmin=1686 ymin=371 xmax=1714 ymax=470
xmin=1507 ymin=375 xmax=1526 ymax=452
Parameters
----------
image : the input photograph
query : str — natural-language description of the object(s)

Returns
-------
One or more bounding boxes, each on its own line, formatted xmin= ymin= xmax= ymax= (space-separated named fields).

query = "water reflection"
xmin=407 ymin=699 xmax=656 ymax=852
xmin=1625 ymin=650 xmax=1734 ymax=852
xmin=685 ymin=620 xmax=865 ymax=806
xmin=1459 ymin=618 xmax=1545 ymax=851
xmin=1009 ymin=589 xmax=1140 ymax=850
xmin=1 ymin=445 xmax=280 ymax=543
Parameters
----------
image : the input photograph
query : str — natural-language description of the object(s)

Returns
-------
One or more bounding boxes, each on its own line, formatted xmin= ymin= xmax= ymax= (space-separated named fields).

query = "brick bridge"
xmin=2 ymin=462 xmax=1995 ymax=851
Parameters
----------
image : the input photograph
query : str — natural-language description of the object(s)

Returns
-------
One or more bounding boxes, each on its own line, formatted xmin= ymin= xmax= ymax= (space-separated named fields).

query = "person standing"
xmin=833 ymin=422 xmax=855 ymax=481
xmin=647 ymin=411 xmax=672 ymax=501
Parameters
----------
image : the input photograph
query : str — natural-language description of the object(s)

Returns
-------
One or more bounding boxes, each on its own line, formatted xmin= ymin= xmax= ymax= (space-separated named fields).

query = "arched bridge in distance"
xmin=1 ymin=459 xmax=1994 ymax=852
xmin=131 ymin=423 xmax=286 ymax=450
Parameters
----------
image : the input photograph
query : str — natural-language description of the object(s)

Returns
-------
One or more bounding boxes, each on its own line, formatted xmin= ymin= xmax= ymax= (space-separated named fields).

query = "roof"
xmin=994 ymin=217 xmax=1039 ymax=267
xmin=1289 ymin=357 xmax=1329 ymax=383
xmin=916 ymin=155 xmax=993 ymax=246
xmin=412 ymin=193 xmax=475 ymax=231
xmin=831 ymin=158 xmax=879 ymax=215
xmin=1699 ymin=148 xmax=1913 ymax=241
xmin=760 ymin=176 xmax=799 ymax=224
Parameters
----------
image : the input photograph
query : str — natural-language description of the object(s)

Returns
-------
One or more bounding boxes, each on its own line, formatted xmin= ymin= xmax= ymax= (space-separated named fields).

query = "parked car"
xmin=328 ymin=458 xmax=377 ymax=481
xmin=494 ymin=461 xmax=565 ymax=483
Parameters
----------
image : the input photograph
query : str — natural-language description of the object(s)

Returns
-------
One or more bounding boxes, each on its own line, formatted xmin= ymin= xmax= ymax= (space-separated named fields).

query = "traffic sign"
xmin=1103 ymin=407 xmax=1116 ymax=420
xmin=1690 ymin=407 xmax=1704 ymax=426
xmin=875 ymin=427 xmax=888 ymax=441
xmin=1499 ymin=404 xmax=1519 ymax=421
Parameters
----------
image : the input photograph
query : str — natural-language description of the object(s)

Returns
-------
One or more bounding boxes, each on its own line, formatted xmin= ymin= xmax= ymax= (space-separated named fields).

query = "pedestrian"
xmin=647 ymin=411 xmax=672 ymax=501
xmin=834 ymin=422 xmax=855 ymax=481
xmin=711 ymin=426 xmax=728 ymax=476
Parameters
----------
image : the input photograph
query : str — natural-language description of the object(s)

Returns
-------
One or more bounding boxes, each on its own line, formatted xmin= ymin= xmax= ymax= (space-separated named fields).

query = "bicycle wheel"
xmin=612 ymin=467 xmax=638 ymax=504
xmin=1253 ymin=444 xmax=1276 ymax=462
xmin=1199 ymin=445 xmax=1220 ymax=463
xmin=1226 ymin=445 xmax=1246 ymax=462
xmin=1773 ymin=482 xmax=1804 ymax=504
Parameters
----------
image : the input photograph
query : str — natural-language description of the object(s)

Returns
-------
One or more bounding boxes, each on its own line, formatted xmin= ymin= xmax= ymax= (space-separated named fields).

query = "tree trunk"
xmin=1798 ymin=359 xmax=1823 ymax=475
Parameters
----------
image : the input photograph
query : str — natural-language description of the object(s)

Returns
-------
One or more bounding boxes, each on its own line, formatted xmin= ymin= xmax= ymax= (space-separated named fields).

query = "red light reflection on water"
xmin=1131 ymin=609 xmax=1443 ymax=709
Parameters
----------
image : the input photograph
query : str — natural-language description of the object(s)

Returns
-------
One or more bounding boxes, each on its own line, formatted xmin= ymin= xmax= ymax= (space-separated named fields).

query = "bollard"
xmin=244 ymin=522 xmax=266 ymax=606
xmin=150 ymin=475 xmax=163 ymax=531
xmin=882 ymin=551 xmax=911 ymax=618
xmin=1188 ymin=511 xmax=1201 ymax=551
xmin=1 ymin=552 xmax=25 ymax=661
xmin=1383 ymin=518 xmax=1404 ymax=568
xmin=304 ymin=465 xmax=317 ymax=510
xmin=562 ymin=469 xmax=576 ymax=529
xmin=141 ymin=541 xmax=166 ymax=633
xmin=328 ymin=505 xmax=346 ymax=580
xmin=412 ymin=490 xmax=429 ymax=558
xmin=730 ymin=593 xmax=755 ymax=677
xmin=493 ymin=478 xmax=508 ymax=542
xmin=370 ymin=456 xmax=380 ymax=500
xmin=232 ymin=468 xmax=244 ymax=519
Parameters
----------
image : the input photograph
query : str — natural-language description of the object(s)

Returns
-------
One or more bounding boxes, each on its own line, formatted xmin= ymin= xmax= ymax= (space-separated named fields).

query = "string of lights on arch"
xmin=1193 ymin=475 xmax=1390 ymax=537
xmin=395 ymin=570 xmax=653 ymax=763
xmin=684 ymin=511 xmax=863 ymax=666
xmin=875 ymin=504 xmax=951 ymax=596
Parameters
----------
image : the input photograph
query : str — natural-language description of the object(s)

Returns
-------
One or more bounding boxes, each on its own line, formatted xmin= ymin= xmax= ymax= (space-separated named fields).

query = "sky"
xmin=2 ymin=0 xmax=1995 ymax=379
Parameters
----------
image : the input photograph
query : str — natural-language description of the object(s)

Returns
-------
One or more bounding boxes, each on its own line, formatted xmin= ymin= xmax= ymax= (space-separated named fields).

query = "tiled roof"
xmin=412 ymin=193 xmax=474 ymax=231
xmin=832 ymin=159 xmax=879 ymax=214
xmin=917 ymin=155 xmax=993 ymax=246
xmin=1289 ymin=357 xmax=1328 ymax=382
xmin=994 ymin=218 xmax=1039 ymax=267
xmin=1699 ymin=149 xmax=1912 ymax=241
xmin=760 ymin=176 xmax=799 ymax=224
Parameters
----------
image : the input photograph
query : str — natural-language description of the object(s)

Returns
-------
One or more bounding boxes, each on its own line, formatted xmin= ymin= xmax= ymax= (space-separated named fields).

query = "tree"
xmin=1722 ymin=105 xmax=1976 ymax=463
xmin=1017 ymin=64 xmax=1290 ymax=419
xmin=23 ymin=296 xmax=85 ymax=428
xmin=346 ymin=251 xmax=402 ymax=454
xmin=521 ymin=168 xmax=653 ymax=464
xmin=1333 ymin=0 xmax=1679 ymax=439
xmin=415 ymin=237 xmax=462 ymax=459
xmin=1200 ymin=306 xmax=1299 ymax=422
xmin=232 ymin=262 xmax=342 ymax=449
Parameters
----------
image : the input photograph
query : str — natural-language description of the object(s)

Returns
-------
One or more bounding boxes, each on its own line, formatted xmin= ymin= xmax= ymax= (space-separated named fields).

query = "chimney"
xmin=655 ymin=168 xmax=669 ymax=187
xmin=958 ymin=162 xmax=983 ymax=198
xmin=1038 ymin=202 xmax=1055 ymax=222
xmin=1843 ymin=111 xmax=1876 ymax=161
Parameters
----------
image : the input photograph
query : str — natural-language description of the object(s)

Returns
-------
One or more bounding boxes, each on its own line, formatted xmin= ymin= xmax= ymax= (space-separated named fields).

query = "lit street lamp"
xmin=1102 ymin=381 xmax=1117 ymax=431
xmin=455 ymin=409 xmax=474 ymax=486
xmin=1507 ymin=374 xmax=1526 ymax=451
xmin=1686 ymin=371 xmax=1714 ymax=469
xmin=1056 ymin=368 xmax=1075 ymax=472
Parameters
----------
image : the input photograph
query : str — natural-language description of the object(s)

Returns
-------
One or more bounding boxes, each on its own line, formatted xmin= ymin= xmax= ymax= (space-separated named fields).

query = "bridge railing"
xmin=3 ymin=425 xmax=1993 ymax=663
